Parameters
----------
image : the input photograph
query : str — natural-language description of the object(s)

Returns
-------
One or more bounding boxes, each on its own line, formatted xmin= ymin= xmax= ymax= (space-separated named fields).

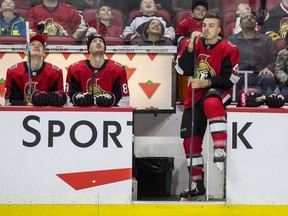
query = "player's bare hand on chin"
xmin=188 ymin=31 xmax=203 ymax=49
xmin=191 ymin=78 xmax=211 ymax=89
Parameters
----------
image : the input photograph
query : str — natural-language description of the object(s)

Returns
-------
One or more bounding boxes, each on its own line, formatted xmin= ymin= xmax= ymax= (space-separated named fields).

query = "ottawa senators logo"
xmin=279 ymin=17 xmax=288 ymax=38
xmin=86 ymin=78 xmax=105 ymax=95
xmin=24 ymin=82 xmax=38 ymax=105
xmin=195 ymin=54 xmax=216 ymax=80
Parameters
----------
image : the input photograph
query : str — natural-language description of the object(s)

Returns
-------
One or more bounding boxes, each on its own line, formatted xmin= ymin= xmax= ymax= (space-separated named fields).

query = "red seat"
xmin=222 ymin=10 xmax=236 ymax=38
xmin=82 ymin=9 xmax=124 ymax=31
xmin=15 ymin=8 xmax=29 ymax=21
xmin=14 ymin=0 xmax=31 ymax=9
xmin=88 ymin=36 xmax=125 ymax=45
xmin=0 ymin=36 xmax=26 ymax=44
xmin=46 ymin=36 xmax=79 ymax=45
xmin=221 ymin=0 xmax=250 ymax=14
xmin=275 ymin=38 xmax=286 ymax=51
xmin=175 ymin=10 xmax=191 ymax=25
xmin=128 ymin=9 xmax=171 ymax=23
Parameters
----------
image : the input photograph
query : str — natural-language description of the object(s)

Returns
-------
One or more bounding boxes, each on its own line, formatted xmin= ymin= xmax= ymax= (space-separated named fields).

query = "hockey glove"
xmin=72 ymin=92 xmax=93 ymax=106
xmin=266 ymin=94 xmax=285 ymax=108
xmin=246 ymin=92 xmax=266 ymax=107
xmin=49 ymin=90 xmax=67 ymax=106
xmin=31 ymin=91 xmax=49 ymax=106
xmin=94 ymin=92 xmax=115 ymax=107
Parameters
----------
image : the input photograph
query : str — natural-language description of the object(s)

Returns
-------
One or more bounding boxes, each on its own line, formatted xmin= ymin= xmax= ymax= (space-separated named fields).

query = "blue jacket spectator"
xmin=0 ymin=0 xmax=26 ymax=36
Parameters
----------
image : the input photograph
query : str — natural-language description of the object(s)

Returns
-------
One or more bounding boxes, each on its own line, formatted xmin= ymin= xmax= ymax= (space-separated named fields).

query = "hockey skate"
xmin=213 ymin=148 xmax=226 ymax=171
xmin=180 ymin=180 xmax=206 ymax=201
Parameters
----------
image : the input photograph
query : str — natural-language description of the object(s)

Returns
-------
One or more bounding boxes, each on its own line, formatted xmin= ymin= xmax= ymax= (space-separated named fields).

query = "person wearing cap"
xmin=175 ymin=0 xmax=208 ymax=45
xmin=65 ymin=34 xmax=130 ymax=107
xmin=4 ymin=35 xmax=67 ymax=106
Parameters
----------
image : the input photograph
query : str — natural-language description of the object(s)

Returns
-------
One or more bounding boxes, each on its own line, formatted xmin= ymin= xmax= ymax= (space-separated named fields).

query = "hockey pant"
xmin=181 ymin=96 xmax=227 ymax=180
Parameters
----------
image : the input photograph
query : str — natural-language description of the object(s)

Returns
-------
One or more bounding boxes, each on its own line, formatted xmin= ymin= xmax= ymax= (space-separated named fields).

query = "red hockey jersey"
xmin=5 ymin=62 xmax=64 ymax=105
xmin=29 ymin=2 xmax=87 ymax=36
xmin=66 ymin=59 xmax=130 ymax=106
xmin=175 ymin=37 xmax=240 ymax=109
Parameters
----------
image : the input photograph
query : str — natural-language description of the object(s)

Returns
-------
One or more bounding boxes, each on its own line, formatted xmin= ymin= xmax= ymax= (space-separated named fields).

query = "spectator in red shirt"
xmin=29 ymin=0 xmax=87 ymax=42
xmin=175 ymin=0 xmax=208 ymax=45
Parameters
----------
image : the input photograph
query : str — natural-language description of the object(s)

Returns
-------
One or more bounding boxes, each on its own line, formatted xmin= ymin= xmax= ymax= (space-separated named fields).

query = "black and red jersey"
xmin=29 ymin=2 xmax=87 ymax=36
xmin=175 ymin=37 xmax=240 ymax=109
xmin=66 ymin=59 xmax=130 ymax=106
xmin=5 ymin=61 xmax=64 ymax=106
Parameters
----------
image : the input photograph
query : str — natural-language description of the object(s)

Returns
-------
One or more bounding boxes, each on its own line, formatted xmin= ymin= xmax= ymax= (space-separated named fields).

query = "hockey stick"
xmin=25 ymin=21 xmax=33 ymax=104
xmin=188 ymin=36 xmax=197 ymax=201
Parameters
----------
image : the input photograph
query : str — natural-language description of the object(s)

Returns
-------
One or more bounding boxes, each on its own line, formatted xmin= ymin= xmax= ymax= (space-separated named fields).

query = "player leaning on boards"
xmin=65 ymin=34 xmax=130 ymax=107
xmin=175 ymin=12 xmax=240 ymax=200
xmin=4 ymin=34 xmax=67 ymax=106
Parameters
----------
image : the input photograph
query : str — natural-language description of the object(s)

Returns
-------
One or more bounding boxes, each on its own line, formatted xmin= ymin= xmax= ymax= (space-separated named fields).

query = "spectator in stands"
xmin=274 ymin=33 xmax=288 ymax=102
xmin=261 ymin=0 xmax=288 ymax=51
xmin=227 ymin=12 xmax=278 ymax=97
xmin=107 ymin=0 xmax=173 ymax=16
xmin=226 ymin=3 xmax=262 ymax=36
xmin=29 ymin=0 xmax=87 ymax=42
xmin=135 ymin=18 xmax=172 ymax=45
xmin=0 ymin=0 xmax=26 ymax=36
xmin=175 ymin=0 xmax=208 ymax=45
xmin=4 ymin=35 xmax=66 ymax=106
xmin=86 ymin=4 xmax=122 ymax=37
xmin=66 ymin=34 xmax=130 ymax=107
xmin=122 ymin=0 xmax=175 ymax=44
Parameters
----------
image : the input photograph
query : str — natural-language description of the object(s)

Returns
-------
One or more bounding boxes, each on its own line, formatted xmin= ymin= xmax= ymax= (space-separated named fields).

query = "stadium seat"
xmin=14 ymin=0 xmax=31 ymax=9
xmin=46 ymin=36 xmax=79 ymax=45
xmin=275 ymin=38 xmax=286 ymax=51
xmin=222 ymin=10 xmax=236 ymax=38
xmin=15 ymin=8 xmax=29 ymax=21
xmin=221 ymin=0 xmax=250 ymax=14
xmin=128 ymin=9 xmax=171 ymax=23
xmin=0 ymin=36 xmax=26 ymax=44
xmin=175 ymin=10 xmax=191 ymax=25
xmin=95 ymin=36 xmax=125 ymax=45
xmin=82 ymin=9 xmax=124 ymax=31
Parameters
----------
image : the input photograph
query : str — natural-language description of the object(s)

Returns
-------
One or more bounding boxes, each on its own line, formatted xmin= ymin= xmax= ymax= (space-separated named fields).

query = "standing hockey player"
xmin=175 ymin=12 xmax=240 ymax=200
xmin=66 ymin=34 xmax=130 ymax=107
xmin=4 ymin=34 xmax=66 ymax=106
